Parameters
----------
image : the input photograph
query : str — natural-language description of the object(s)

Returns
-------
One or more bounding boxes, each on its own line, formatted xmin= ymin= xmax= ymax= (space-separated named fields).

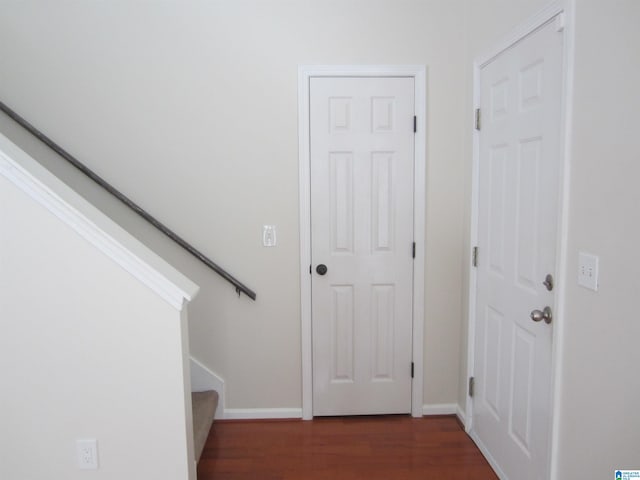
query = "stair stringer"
xmin=190 ymin=356 xmax=225 ymax=419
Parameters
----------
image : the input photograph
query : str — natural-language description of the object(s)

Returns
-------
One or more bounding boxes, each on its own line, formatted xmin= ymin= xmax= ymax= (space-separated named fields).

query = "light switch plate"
xmin=578 ymin=252 xmax=599 ymax=291
xmin=262 ymin=225 xmax=276 ymax=247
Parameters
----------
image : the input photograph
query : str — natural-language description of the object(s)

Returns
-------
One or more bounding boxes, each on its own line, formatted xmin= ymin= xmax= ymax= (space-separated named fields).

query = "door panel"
xmin=472 ymin=19 xmax=563 ymax=480
xmin=310 ymin=77 xmax=414 ymax=416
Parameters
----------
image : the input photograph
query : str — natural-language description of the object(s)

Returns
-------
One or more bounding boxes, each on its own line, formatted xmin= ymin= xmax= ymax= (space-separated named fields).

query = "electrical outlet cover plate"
xmin=578 ymin=252 xmax=599 ymax=291
xmin=76 ymin=439 xmax=98 ymax=470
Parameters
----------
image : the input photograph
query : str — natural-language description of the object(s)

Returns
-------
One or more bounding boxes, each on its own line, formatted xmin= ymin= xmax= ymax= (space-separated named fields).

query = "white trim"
xmin=180 ymin=310 xmax=197 ymax=479
xmin=190 ymin=357 xmax=226 ymax=420
xmin=475 ymin=2 xmax=566 ymax=68
xmin=469 ymin=430 xmax=508 ymax=480
xmin=422 ymin=403 xmax=458 ymax=416
xmin=223 ymin=408 xmax=303 ymax=420
xmin=465 ymin=55 xmax=482 ymax=433
xmin=456 ymin=404 xmax=466 ymax=426
xmin=549 ymin=1 xmax=575 ymax=479
xmin=0 ymin=133 xmax=199 ymax=311
xmin=412 ymin=66 xmax=427 ymax=420
xmin=298 ymin=65 xmax=427 ymax=420
xmin=465 ymin=3 xmax=573 ymax=479
xmin=298 ymin=67 xmax=313 ymax=421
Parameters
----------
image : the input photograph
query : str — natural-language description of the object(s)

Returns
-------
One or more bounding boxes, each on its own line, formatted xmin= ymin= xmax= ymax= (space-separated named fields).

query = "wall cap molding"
xmin=0 ymin=133 xmax=199 ymax=310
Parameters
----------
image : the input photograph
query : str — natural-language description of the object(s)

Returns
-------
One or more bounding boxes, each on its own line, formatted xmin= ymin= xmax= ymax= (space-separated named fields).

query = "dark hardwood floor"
xmin=197 ymin=415 xmax=498 ymax=479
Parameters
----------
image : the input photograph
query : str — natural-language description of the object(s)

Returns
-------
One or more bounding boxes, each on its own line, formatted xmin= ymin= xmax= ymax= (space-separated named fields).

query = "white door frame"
xmin=464 ymin=2 xmax=575 ymax=478
xmin=298 ymin=65 xmax=427 ymax=420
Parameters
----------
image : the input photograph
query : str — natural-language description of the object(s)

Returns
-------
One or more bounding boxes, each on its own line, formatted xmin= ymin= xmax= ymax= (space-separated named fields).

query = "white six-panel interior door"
xmin=470 ymin=14 xmax=565 ymax=480
xmin=309 ymin=76 xmax=415 ymax=416
xmin=299 ymin=66 xmax=426 ymax=421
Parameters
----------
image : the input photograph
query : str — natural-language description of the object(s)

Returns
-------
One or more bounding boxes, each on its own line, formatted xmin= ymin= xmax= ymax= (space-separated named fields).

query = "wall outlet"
xmin=578 ymin=252 xmax=599 ymax=291
xmin=76 ymin=439 xmax=98 ymax=470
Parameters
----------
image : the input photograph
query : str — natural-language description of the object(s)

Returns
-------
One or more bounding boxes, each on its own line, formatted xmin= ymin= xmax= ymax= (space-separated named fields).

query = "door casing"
xmin=465 ymin=2 xmax=575 ymax=479
xmin=298 ymin=65 xmax=427 ymax=420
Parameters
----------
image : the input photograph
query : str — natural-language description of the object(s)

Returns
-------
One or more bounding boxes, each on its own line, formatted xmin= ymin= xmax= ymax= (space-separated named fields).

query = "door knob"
xmin=316 ymin=264 xmax=328 ymax=275
xmin=530 ymin=306 xmax=553 ymax=324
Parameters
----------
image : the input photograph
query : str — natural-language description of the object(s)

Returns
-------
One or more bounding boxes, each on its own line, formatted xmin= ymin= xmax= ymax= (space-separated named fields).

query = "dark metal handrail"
xmin=0 ymin=100 xmax=256 ymax=301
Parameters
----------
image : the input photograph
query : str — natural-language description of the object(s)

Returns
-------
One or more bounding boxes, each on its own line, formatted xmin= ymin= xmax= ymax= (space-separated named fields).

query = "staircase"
xmin=1 ymin=101 xmax=229 ymax=479
xmin=1 ymin=133 xmax=203 ymax=479
xmin=192 ymin=390 xmax=219 ymax=461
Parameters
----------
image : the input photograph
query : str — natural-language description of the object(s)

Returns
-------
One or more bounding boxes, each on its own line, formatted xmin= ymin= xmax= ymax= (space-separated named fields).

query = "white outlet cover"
xmin=76 ymin=439 xmax=98 ymax=470
xmin=578 ymin=252 xmax=599 ymax=291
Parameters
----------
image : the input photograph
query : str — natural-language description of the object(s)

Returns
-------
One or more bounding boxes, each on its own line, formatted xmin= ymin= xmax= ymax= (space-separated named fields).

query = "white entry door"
xmin=310 ymin=77 xmax=415 ymax=416
xmin=471 ymin=18 xmax=564 ymax=480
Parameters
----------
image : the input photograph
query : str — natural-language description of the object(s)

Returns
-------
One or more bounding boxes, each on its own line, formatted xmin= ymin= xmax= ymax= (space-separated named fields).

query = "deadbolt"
xmin=543 ymin=274 xmax=554 ymax=291
xmin=530 ymin=306 xmax=553 ymax=324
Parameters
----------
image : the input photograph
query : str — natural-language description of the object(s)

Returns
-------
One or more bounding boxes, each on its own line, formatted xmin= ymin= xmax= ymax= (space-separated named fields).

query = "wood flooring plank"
xmin=197 ymin=415 xmax=498 ymax=480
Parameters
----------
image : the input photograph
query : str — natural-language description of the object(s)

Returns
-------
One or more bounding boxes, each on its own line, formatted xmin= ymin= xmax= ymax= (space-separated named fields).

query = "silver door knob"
xmin=530 ymin=306 xmax=553 ymax=324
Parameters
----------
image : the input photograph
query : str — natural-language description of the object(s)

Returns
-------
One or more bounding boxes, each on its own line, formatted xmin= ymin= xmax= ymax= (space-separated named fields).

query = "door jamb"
xmin=464 ymin=2 xmax=574 ymax=479
xmin=298 ymin=65 xmax=427 ymax=420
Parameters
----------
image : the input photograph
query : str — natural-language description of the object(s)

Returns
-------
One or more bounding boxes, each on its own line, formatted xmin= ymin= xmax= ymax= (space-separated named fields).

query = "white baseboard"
xmin=223 ymin=408 xmax=303 ymax=420
xmin=456 ymin=404 xmax=467 ymax=426
xmin=469 ymin=429 xmax=508 ymax=479
xmin=190 ymin=357 xmax=225 ymax=419
xmin=223 ymin=405 xmax=462 ymax=421
xmin=423 ymin=403 xmax=468 ymax=428
xmin=422 ymin=403 xmax=459 ymax=416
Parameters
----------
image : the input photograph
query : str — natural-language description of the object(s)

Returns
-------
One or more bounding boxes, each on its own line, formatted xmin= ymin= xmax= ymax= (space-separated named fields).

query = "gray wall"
xmin=554 ymin=0 xmax=640 ymax=476
xmin=0 ymin=0 xmax=469 ymax=410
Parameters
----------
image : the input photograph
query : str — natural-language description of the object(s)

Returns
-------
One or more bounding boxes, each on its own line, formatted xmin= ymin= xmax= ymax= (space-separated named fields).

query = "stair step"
xmin=191 ymin=390 xmax=218 ymax=461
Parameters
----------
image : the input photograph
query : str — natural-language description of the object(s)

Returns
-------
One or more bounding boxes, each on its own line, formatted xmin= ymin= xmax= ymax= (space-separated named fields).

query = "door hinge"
xmin=413 ymin=115 xmax=417 ymax=133
xmin=412 ymin=242 xmax=416 ymax=259
xmin=472 ymin=246 xmax=478 ymax=267
xmin=475 ymin=108 xmax=481 ymax=131
xmin=411 ymin=362 xmax=414 ymax=378
xmin=468 ymin=376 xmax=475 ymax=397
